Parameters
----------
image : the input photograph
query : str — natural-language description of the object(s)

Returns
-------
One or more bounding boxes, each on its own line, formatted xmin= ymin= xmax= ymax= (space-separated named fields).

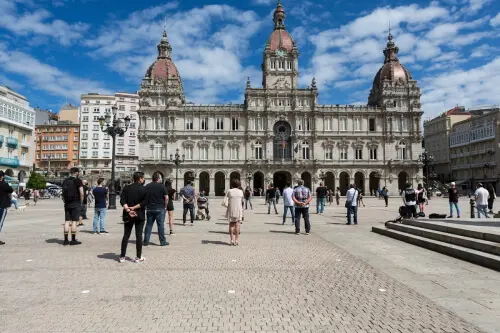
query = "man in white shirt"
xmin=346 ymin=184 xmax=359 ymax=225
xmin=474 ymin=183 xmax=490 ymax=218
xmin=282 ymin=183 xmax=295 ymax=225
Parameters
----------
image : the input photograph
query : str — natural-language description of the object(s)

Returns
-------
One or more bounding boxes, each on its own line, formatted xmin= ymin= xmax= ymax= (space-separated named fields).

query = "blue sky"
xmin=0 ymin=0 xmax=499 ymax=119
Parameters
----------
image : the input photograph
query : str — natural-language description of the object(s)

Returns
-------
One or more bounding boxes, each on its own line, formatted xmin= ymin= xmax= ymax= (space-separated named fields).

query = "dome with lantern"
xmin=266 ymin=0 xmax=296 ymax=52
xmin=144 ymin=30 xmax=183 ymax=86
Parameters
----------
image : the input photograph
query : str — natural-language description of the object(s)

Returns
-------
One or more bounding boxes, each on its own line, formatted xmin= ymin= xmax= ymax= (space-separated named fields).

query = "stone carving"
xmin=213 ymin=137 xmax=225 ymax=148
xmin=338 ymin=138 xmax=349 ymax=149
xmin=198 ymin=137 xmax=211 ymax=148
xmin=228 ymin=138 xmax=241 ymax=148
xmin=322 ymin=138 xmax=335 ymax=149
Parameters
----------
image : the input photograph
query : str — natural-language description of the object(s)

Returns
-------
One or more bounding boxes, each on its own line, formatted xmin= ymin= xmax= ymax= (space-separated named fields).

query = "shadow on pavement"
xmin=209 ymin=230 xmax=229 ymax=234
xmin=45 ymin=238 xmax=64 ymax=245
xmin=269 ymin=230 xmax=296 ymax=234
xmin=201 ymin=240 xmax=229 ymax=245
xmin=264 ymin=222 xmax=282 ymax=225
xmin=215 ymin=222 xmax=227 ymax=225
xmin=327 ymin=222 xmax=349 ymax=225
xmin=97 ymin=253 xmax=119 ymax=261
xmin=79 ymin=230 xmax=95 ymax=234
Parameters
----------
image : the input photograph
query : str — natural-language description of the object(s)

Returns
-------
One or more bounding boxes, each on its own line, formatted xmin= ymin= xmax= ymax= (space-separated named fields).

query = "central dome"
xmin=144 ymin=30 xmax=181 ymax=83
xmin=266 ymin=0 xmax=295 ymax=52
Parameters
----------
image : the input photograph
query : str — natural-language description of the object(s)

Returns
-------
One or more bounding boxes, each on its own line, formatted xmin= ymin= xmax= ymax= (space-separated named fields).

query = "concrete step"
xmin=402 ymin=219 xmax=500 ymax=243
xmin=372 ymin=226 xmax=500 ymax=272
xmin=387 ymin=222 xmax=500 ymax=256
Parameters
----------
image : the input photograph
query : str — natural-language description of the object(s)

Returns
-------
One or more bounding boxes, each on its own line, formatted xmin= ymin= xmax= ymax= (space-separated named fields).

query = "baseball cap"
xmin=450 ymin=182 xmax=455 ymax=186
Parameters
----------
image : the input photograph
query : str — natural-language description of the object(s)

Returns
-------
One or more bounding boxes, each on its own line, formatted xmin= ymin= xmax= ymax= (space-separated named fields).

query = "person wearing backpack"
xmin=62 ymin=167 xmax=84 ymax=246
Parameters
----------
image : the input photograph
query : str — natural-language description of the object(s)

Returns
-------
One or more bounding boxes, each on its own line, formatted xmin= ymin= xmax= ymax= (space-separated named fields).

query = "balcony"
xmin=21 ymin=141 xmax=30 ymax=148
xmin=0 ymin=157 xmax=20 ymax=167
xmin=7 ymin=137 xmax=18 ymax=148
xmin=0 ymin=135 xmax=4 ymax=146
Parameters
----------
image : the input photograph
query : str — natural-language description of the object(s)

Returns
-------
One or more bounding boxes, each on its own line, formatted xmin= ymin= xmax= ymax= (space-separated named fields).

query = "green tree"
xmin=26 ymin=172 xmax=46 ymax=190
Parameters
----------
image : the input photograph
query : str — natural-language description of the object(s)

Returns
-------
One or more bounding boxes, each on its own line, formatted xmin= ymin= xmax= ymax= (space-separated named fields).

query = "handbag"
xmin=221 ymin=192 xmax=229 ymax=208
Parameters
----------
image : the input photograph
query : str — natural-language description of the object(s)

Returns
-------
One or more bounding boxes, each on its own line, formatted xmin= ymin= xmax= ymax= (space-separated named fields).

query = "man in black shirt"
xmin=143 ymin=172 xmax=169 ymax=246
xmin=0 ymin=171 xmax=13 ymax=245
xmin=78 ymin=180 xmax=89 ymax=225
xmin=266 ymin=184 xmax=278 ymax=214
xmin=119 ymin=171 xmax=147 ymax=263
xmin=62 ymin=167 xmax=84 ymax=246
xmin=316 ymin=182 xmax=327 ymax=214
xmin=448 ymin=182 xmax=460 ymax=218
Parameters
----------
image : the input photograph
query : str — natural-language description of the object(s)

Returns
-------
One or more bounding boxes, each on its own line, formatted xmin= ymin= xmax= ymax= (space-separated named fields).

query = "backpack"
xmin=245 ymin=189 xmax=251 ymax=197
xmin=62 ymin=177 xmax=79 ymax=203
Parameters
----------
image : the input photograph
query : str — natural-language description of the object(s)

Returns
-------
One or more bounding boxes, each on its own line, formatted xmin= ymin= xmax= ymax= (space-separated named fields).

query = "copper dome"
xmin=372 ymin=33 xmax=412 ymax=87
xmin=268 ymin=29 xmax=294 ymax=52
xmin=144 ymin=30 xmax=182 ymax=83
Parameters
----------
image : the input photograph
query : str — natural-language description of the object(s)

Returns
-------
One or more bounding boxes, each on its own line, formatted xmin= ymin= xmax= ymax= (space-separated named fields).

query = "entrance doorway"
xmin=325 ymin=172 xmax=335 ymax=190
xmin=398 ymin=171 xmax=409 ymax=192
xmin=253 ymin=172 xmax=264 ymax=194
xmin=273 ymin=171 xmax=292 ymax=191
xmin=199 ymin=172 xmax=210 ymax=194
xmin=339 ymin=172 xmax=349 ymax=195
xmin=184 ymin=171 xmax=195 ymax=186
xmin=301 ymin=171 xmax=312 ymax=189
xmin=215 ymin=172 xmax=225 ymax=196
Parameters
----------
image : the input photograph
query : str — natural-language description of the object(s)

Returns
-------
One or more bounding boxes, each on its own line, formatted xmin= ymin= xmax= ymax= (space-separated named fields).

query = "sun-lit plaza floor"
xmin=1 ymin=196 xmax=499 ymax=333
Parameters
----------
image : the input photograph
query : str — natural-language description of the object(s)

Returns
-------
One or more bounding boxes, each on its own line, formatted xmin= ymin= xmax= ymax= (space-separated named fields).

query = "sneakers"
xmin=160 ymin=241 xmax=169 ymax=246
xmin=135 ymin=257 xmax=145 ymax=263
xmin=0 ymin=240 xmax=5 ymax=245
xmin=295 ymin=232 xmax=300 ymax=235
xmin=100 ymin=230 xmax=109 ymax=234
xmin=169 ymin=231 xmax=175 ymax=235
xmin=305 ymin=232 xmax=310 ymax=235
xmin=63 ymin=240 xmax=70 ymax=246
xmin=143 ymin=241 xmax=149 ymax=246
xmin=119 ymin=257 xmax=126 ymax=263
xmin=70 ymin=240 xmax=82 ymax=246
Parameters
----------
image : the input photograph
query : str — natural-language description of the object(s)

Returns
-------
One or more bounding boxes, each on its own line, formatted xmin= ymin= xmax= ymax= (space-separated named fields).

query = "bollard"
xmin=470 ymin=199 xmax=475 ymax=218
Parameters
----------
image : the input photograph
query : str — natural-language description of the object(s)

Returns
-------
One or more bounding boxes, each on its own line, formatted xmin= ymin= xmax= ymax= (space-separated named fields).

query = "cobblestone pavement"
xmin=0 ymin=197 xmax=489 ymax=333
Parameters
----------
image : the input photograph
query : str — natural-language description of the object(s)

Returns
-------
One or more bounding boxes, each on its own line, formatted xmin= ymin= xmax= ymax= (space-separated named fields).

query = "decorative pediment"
xmin=182 ymin=137 xmax=195 ymax=148
xmin=228 ymin=137 xmax=241 ymax=148
xmin=166 ymin=133 xmax=177 ymax=143
xmin=322 ymin=138 xmax=335 ymax=149
xmin=138 ymin=133 xmax=149 ymax=143
xmin=366 ymin=138 xmax=380 ymax=148
xmin=275 ymin=113 xmax=287 ymax=122
xmin=337 ymin=138 xmax=349 ymax=149
xmin=139 ymin=100 xmax=150 ymax=107
xmin=213 ymin=137 xmax=225 ymax=148
xmin=197 ymin=137 xmax=211 ymax=148
xmin=352 ymin=138 xmax=364 ymax=149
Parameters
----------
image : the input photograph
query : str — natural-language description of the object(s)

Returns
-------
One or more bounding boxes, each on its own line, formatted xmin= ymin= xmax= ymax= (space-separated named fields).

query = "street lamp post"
xmin=319 ymin=171 xmax=325 ymax=183
xmin=98 ymin=105 xmax=131 ymax=210
xmin=170 ymin=148 xmax=185 ymax=197
xmin=246 ymin=173 xmax=252 ymax=188
xmin=419 ymin=150 xmax=434 ymax=199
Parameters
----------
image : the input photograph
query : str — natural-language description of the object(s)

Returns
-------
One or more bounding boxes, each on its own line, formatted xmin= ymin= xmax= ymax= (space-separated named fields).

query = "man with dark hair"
xmin=266 ymin=184 xmax=278 ymax=215
xmin=292 ymin=179 xmax=312 ymax=235
xmin=62 ymin=167 xmax=83 ymax=245
xmin=119 ymin=171 xmax=147 ymax=263
xmin=402 ymin=182 xmax=420 ymax=219
xmin=165 ymin=179 xmax=176 ymax=235
xmin=0 ymin=170 xmax=13 ymax=245
xmin=78 ymin=180 xmax=90 ymax=225
xmin=315 ymin=182 xmax=327 ymax=214
xmin=345 ymin=184 xmax=359 ymax=225
xmin=143 ymin=172 xmax=169 ymax=246
xmin=282 ymin=183 xmax=295 ymax=225
xmin=181 ymin=180 xmax=196 ymax=226
xmin=92 ymin=178 xmax=108 ymax=234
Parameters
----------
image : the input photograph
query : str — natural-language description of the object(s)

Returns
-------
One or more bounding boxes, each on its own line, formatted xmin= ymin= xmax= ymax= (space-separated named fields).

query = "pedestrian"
xmin=275 ymin=187 xmax=280 ymax=204
xmin=143 ymin=172 xmax=169 ymax=246
xmin=33 ymin=189 xmax=39 ymax=206
xmin=226 ymin=178 xmax=244 ymax=246
xmin=402 ymin=183 xmax=419 ymax=219
xmin=0 ymin=171 xmax=13 ymax=245
xmin=181 ymin=180 xmax=196 ymax=226
xmin=315 ymin=182 xmax=327 ymax=214
xmin=10 ymin=191 xmax=19 ymax=210
xmin=292 ymin=179 xmax=312 ymax=235
xmin=447 ymin=182 xmax=460 ymax=218
xmin=244 ymin=186 xmax=253 ymax=210
xmin=487 ymin=184 xmax=496 ymax=214
xmin=335 ymin=187 xmax=340 ymax=206
xmin=357 ymin=188 xmax=366 ymax=207
xmin=282 ymin=183 xmax=295 ymax=225
xmin=417 ymin=184 xmax=427 ymax=214
xmin=266 ymin=184 xmax=278 ymax=214
xmin=61 ymin=167 xmax=83 ymax=246
xmin=92 ymin=177 xmax=108 ymax=234
xmin=382 ymin=186 xmax=389 ymax=207
xmin=23 ymin=188 xmax=31 ymax=206
xmin=119 ymin=171 xmax=147 ymax=263
xmin=328 ymin=189 xmax=333 ymax=206
xmin=345 ymin=184 xmax=359 ymax=225
xmin=474 ymin=183 xmax=490 ymax=218
xmin=165 ymin=179 xmax=176 ymax=235
xmin=78 ymin=180 xmax=89 ymax=226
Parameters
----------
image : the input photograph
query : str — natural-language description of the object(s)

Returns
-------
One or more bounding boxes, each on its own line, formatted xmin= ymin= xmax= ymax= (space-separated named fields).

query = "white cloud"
xmin=467 ymin=0 xmax=489 ymax=13
xmin=253 ymin=0 xmax=274 ymax=5
xmin=470 ymin=44 xmax=498 ymax=58
xmin=333 ymin=79 xmax=367 ymax=89
xmin=490 ymin=12 xmax=500 ymax=26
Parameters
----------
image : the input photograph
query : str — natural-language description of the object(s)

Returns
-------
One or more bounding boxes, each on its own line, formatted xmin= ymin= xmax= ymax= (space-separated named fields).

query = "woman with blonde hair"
xmin=226 ymin=178 xmax=244 ymax=246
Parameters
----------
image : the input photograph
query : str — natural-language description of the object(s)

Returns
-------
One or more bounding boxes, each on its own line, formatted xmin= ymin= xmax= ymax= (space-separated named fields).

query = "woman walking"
xmin=487 ymin=184 xmax=496 ymax=214
xmin=226 ymin=178 xmax=244 ymax=246
xmin=417 ymin=184 xmax=427 ymax=213
xmin=165 ymin=179 xmax=176 ymax=235
xmin=335 ymin=187 xmax=340 ymax=206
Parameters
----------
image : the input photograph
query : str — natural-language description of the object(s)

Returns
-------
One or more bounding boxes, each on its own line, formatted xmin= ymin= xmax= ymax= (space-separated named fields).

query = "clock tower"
xmin=262 ymin=0 xmax=299 ymax=90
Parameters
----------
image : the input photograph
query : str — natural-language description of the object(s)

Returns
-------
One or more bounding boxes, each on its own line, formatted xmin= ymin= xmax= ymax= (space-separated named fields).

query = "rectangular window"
xmin=355 ymin=148 xmax=363 ymax=160
xmin=215 ymin=147 xmax=223 ymax=160
xmin=82 ymin=125 xmax=88 ymax=131
xmin=104 ymin=143 xmax=110 ymax=149
xmin=130 ymin=106 xmax=136 ymax=111
xmin=200 ymin=147 xmax=208 ymax=160
xmin=354 ymin=118 xmax=361 ymax=131
xmin=369 ymin=118 xmax=376 ymax=132
xmin=305 ymin=118 xmax=311 ymax=131
xmin=201 ymin=117 xmax=209 ymax=130
xmin=186 ymin=118 xmax=193 ymax=130
xmin=81 ymin=134 xmax=87 ymax=140
xmin=232 ymin=118 xmax=239 ymax=131
xmin=117 ymin=148 xmax=124 ymax=154
xmin=324 ymin=118 xmax=332 ymax=131
xmin=129 ymin=132 xmax=136 ymax=137
xmin=340 ymin=118 xmax=347 ymax=131
xmin=93 ymin=125 xmax=99 ymax=131
xmin=185 ymin=147 xmax=193 ymax=160
xmin=73 ymin=144 xmax=78 ymax=150
xmin=287 ymin=61 xmax=292 ymax=70
xmin=340 ymin=147 xmax=348 ymax=160
xmin=83 ymin=116 xmax=89 ymax=122
xmin=129 ymin=148 xmax=135 ymax=155
xmin=270 ymin=60 xmax=276 ymax=70
xmin=92 ymin=142 xmax=99 ymax=148
xmin=230 ymin=147 xmax=239 ymax=160
xmin=117 ymin=139 xmax=124 ymax=145
xmin=119 ymin=105 xmax=125 ymax=111
xmin=92 ymin=134 xmax=98 ymax=140
xmin=93 ymin=116 xmax=100 ymax=121
xmin=92 ymin=151 xmax=98 ymax=157
xmin=130 ymin=122 xmax=136 ymax=129
xmin=129 ymin=140 xmax=135 ymax=146
xmin=370 ymin=148 xmax=378 ymax=160
xmin=255 ymin=147 xmax=263 ymax=160
xmin=325 ymin=148 xmax=333 ymax=160
xmin=83 ymin=107 xmax=89 ymax=113
xmin=93 ymin=107 xmax=99 ymax=113
xmin=216 ymin=117 xmax=224 ymax=130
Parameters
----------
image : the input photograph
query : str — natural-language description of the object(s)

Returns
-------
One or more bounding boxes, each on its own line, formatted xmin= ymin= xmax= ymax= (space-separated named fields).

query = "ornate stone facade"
xmin=138 ymin=1 xmax=423 ymax=195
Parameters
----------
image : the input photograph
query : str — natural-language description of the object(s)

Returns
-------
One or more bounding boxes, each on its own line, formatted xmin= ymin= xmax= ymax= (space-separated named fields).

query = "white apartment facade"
xmin=0 ymin=85 xmax=36 ymax=182
xmin=79 ymin=92 xmax=139 ymax=174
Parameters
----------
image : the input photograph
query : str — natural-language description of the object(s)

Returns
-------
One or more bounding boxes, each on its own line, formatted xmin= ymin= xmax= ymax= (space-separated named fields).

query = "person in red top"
xmin=448 ymin=182 xmax=460 ymax=218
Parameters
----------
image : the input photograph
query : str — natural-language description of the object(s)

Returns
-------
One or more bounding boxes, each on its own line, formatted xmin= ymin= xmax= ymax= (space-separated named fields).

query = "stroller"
xmin=195 ymin=196 xmax=210 ymax=221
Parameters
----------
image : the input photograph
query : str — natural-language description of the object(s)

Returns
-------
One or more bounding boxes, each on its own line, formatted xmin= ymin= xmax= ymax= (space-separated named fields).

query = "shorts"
xmin=418 ymin=198 xmax=426 ymax=204
xmin=167 ymin=199 xmax=174 ymax=212
xmin=64 ymin=205 xmax=80 ymax=222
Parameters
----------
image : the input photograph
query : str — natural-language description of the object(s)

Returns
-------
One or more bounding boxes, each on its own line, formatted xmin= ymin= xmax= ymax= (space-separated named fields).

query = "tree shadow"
xmin=97 ymin=253 xmax=119 ymax=261
xmin=201 ymin=240 xmax=230 ymax=245
xmin=45 ymin=238 xmax=64 ymax=245
xmin=209 ymin=230 xmax=229 ymax=235
xmin=269 ymin=230 xmax=296 ymax=234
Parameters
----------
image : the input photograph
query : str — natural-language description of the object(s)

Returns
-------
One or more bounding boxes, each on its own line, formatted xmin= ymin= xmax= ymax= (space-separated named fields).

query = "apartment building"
xmin=79 ymin=92 xmax=139 ymax=174
xmin=35 ymin=122 xmax=80 ymax=177
xmin=0 ymin=85 xmax=36 ymax=182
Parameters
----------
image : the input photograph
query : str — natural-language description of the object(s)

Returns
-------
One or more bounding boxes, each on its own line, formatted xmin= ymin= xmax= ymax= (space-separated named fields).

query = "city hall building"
xmin=137 ymin=1 xmax=423 ymax=196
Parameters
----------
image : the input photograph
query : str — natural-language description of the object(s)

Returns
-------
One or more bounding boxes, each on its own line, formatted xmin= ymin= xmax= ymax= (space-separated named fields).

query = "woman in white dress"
xmin=226 ymin=178 xmax=244 ymax=246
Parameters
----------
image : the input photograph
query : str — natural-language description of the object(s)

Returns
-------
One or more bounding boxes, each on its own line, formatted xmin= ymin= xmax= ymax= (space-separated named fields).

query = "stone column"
xmin=209 ymin=177 xmax=215 ymax=197
xmin=224 ymin=177 xmax=230 ymax=194
xmin=364 ymin=177 xmax=370 ymax=196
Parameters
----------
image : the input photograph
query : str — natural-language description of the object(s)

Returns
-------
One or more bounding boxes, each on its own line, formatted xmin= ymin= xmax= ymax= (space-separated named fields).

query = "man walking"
xmin=119 ymin=171 xmax=147 ymax=263
xmin=244 ymin=186 xmax=253 ymax=210
xmin=92 ymin=178 xmax=108 ymax=234
xmin=474 ymin=183 xmax=490 ymax=218
xmin=345 ymin=184 xmax=359 ymax=225
xmin=0 ymin=171 xmax=13 ymax=245
xmin=447 ymin=182 xmax=460 ymax=218
xmin=61 ymin=167 xmax=83 ymax=246
xmin=315 ymin=182 xmax=327 ymax=214
xmin=144 ymin=172 xmax=169 ymax=246
xmin=181 ymin=180 xmax=196 ymax=226
xmin=282 ymin=183 xmax=295 ymax=225
xmin=292 ymin=180 xmax=312 ymax=235
xmin=266 ymin=184 xmax=278 ymax=214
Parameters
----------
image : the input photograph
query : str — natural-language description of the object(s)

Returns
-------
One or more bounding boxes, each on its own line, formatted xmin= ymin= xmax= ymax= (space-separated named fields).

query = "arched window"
xmin=302 ymin=140 xmax=310 ymax=160
xmin=254 ymin=140 xmax=263 ymax=160
xmin=397 ymin=140 xmax=407 ymax=160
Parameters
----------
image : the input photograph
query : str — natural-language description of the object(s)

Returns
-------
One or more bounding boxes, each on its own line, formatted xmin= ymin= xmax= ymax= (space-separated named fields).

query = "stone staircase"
xmin=372 ymin=219 xmax=500 ymax=271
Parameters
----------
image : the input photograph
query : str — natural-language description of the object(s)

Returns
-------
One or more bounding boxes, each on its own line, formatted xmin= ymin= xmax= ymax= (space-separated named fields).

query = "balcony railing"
xmin=7 ymin=137 xmax=18 ymax=148
xmin=0 ymin=135 xmax=4 ymax=145
xmin=0 ymin=157 xmax=20 ymax=167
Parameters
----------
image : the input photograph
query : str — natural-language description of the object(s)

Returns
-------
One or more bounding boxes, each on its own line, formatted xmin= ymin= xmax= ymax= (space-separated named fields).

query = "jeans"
xmin=0 ymin=208 xmax=7 ymax=232
xmin=245 ymin=197 xmax=252 ymax=209
xmin=268 ymin=198 xmax=278 ymax=214
xmin=477 ymin=204 xmax=489 ymax=218
xmin=10 ymin=199 xmax=18 ymax=209
xmin=295 ymin=207 xmax=310 ymax=233
xmin=183 ymin=203 xmax=195 ymax=223
xmin=283 ymin=205 xmax=295 ymax=224
xmin=93 ymin=208 xmax=107 ymax=232
xmin=120 ymin=219 xmax=145 ymax=258
xmin=347 ymin=205 xmax=358 ymax=224
xmin=316 ymin=197 xmax=326 ymax=213
xmin=449 ymin=201 xmax=460 ymax=217
xmin=384 ymin=196 xmax=388 ymax=206
xmin=144 ymin=210 xmax=166 ymax=244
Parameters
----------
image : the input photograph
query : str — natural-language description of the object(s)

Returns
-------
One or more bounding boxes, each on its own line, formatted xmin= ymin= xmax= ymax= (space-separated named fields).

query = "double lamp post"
xmin=419 ymin=150 xmax=434 ymax=198
xmin=98 ymin=105 xmax=130 ymax=210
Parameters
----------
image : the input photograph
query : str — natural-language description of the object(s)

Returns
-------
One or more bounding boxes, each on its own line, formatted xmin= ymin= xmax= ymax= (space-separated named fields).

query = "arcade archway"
xmin=229 ymin=171 xmax=240 ymax=181
xmin=325 ymin=172 xmax=335 ymax=190
xmin=253 ymin=171 xmax=264 ymax=193
xmin=339 ymin=172 xmax=349 ymax=195
xmin=301 ymin=171 xmax=312 ymax=189
xmin=398 ymin=171 xmax=409 ymax=192
xmin=184 ymin=171 xmax=195 ymax=186
xmin=199 ymin=171 xmax=210 ymax=193
xmin=369 ymin=171 xmax=380 ymax=196
xmin=354 ymin=172 xmax=364 ymax=193
xmin=215 ymin=171 xmax=225 ymax=196
xmin=273 ymin=171 xmax=292 ymax=191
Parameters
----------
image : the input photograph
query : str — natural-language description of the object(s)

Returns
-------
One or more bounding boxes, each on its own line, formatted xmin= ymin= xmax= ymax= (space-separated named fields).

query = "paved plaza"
xmin=1 ymin=196 xmax=499 ymax=333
